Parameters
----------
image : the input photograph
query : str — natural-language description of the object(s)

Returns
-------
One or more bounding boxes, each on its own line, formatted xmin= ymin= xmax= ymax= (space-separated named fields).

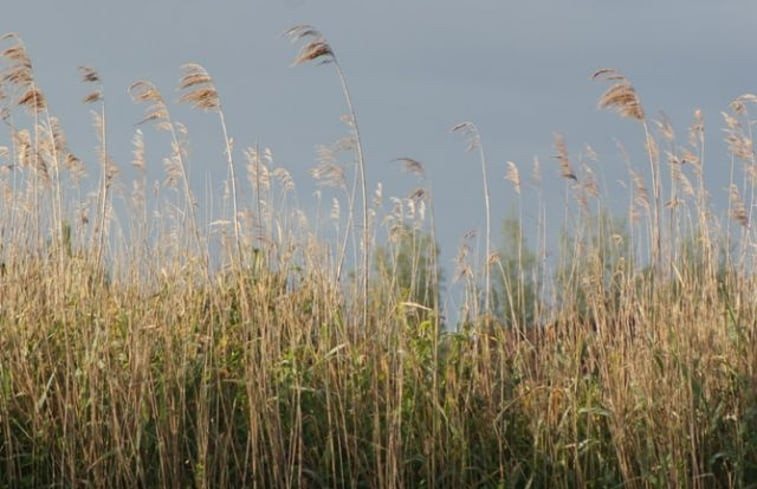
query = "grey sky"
xmin=4 ymin=1 xmax=757 ymax=311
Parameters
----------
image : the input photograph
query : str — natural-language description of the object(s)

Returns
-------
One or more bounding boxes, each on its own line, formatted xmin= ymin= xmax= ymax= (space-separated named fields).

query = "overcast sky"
xmin=3 ymin=1 xmax=756 ymax=310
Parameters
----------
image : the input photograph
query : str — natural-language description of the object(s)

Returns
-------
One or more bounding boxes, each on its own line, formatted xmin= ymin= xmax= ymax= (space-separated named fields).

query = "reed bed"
xmin=0 ymin=31 xmax=755 ymax=488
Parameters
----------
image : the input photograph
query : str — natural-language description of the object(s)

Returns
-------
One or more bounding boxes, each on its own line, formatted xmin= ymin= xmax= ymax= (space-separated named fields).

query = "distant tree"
xmin=491 ymin=215 xmax=540 ymax=329
xmin=373 ymin=223 xmax=442 ymax=321
xmin=555 ymin=212 xmax=632 ymax=323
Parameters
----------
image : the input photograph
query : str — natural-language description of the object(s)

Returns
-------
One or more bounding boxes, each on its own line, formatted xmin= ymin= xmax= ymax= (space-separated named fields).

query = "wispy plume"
xmin=178 ymin=63 xmax=220 ymax=111
xmin=592 ymin=68 xmax=645 ymax=121
xmin=505 ymin=161 xmax=521 ymax=194
xmin=553 ymin=133 xmax=577 ymax=181
xmin=284 ymin=25 xmax=335 ymax=66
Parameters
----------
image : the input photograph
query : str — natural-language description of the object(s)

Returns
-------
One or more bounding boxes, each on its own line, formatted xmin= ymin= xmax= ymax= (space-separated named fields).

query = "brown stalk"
xmin=593 ymin=68 xmax=662 ymax=271
xmin=452 ymin=121 xmax=492 ymax=318
xmin=129 ymin=80 xmax=204 ymax=266
xmin=176 ymin=64 xmax=239 ymax=260
xmin=286 ymin=24 xmax=370 ymax=336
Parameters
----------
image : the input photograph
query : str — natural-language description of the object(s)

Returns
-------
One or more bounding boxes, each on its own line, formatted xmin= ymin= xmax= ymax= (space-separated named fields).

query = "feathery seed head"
xmin=1 ymin=45 xmax=29 ymax=64
xmin=131 ymin=129 xmax=145 ymax=171
xmin=79 ymin=66 xmax=100 ymax=83
xmin=294 ymin=40 xmax=334 ymax=65
xmin=408 ymin=187 xmax=428 ymax=202
xmin=284 ymin=25 xmax=321 ymax=42
xmin=178 ymin=64 xmax=220 ymax=111
xmin=451 ymin=121 xmax=480 ymax=152
xmin=553 ymin=133 xmax=577 ymax=181
xmin=1 ymin=34 xmax=35 ymax=94
xmin=654 ymin=113 xmax=675 ymax=142
xmin=285 ymin=25 xmax=335 ymax=66
xmin=505 ymin=161 xmax=521 ymax=194
xmin=630 ymin=169 xmax=650 ymax=210
xmin=129 ymin=80 xmax=172 ymax=128
xmin=394 ymin=157 xmax=426 ymax=177
xmin=731 ymin=93 xmax=757 ymax=117
xmin=78 ymin=66 xmax=102 ymax=103
xmin=729 ymin=184 xmax=748 ymax=228
xmin=17 ymin=87 xmax=46 ymax=112
xmin=82 ymin=91 xmax=102 ymax=104
xmin=129 ymin=80 xmax=162 ymax=103
xmin=592 ymin=68 xmax=645 ymax=121
xmin=1 ymin=33 xmax=31 ymax=66
xmin=580 ymin=165 xmax=599 ymax=198
xmin=532 ymin=156 xmax=542 ymax=186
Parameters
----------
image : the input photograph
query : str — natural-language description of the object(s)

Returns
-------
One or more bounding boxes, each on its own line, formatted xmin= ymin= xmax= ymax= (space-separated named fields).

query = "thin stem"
xmin=254 ymin=142 xmax=263 ymax=249
xmin=167 ymin=123 xmax=205 ymax=271
xmin=96 ymin=99 xmax=108 ymax=268
xmin=478 ymin=141 xmax=491 ymax=318
xmin=43 ymin=110 xmax=64 ymax=253
xmin=333 ymin=59 xmax=369 ymax=330
xmin=218 ymin=109 xmax=242 ymax=262
xmin=335 ymin=156 xmax=357 ymax=284
xmin=642 ymin=121 xmax=661 ymax=273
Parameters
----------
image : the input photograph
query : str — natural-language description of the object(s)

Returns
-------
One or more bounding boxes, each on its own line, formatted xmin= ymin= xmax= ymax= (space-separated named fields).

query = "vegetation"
xmin=0 ymin=30 xmax=755 ymax=488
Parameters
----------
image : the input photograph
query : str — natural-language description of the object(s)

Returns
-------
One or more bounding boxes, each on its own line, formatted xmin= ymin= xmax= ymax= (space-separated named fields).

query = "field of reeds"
xmin=0 ymin=29 xmax=755 ymax=488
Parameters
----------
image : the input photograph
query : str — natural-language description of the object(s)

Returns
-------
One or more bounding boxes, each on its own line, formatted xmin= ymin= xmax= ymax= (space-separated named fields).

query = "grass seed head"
xmin=505 ymin=161 xmax=521 ymax=194
xmin=177 ymin=64 xmax=220 ymax=111
xmin=593 ymin=68 xmax=645 ymax=121
xmin=553 ymin=133 xmax=577 ymax=181
xmin=729 ymin=184 xmax=749 ymax=228
xmin=285 ymin=25 xmax=335 ymax=66
xmin=17 ymin=87 xmax=46 ymax=112
xmin=395 ymin=157 xmax=426 ymax=177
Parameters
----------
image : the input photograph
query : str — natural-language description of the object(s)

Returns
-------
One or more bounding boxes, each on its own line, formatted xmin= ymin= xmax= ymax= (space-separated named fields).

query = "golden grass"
xmin=0 ymin=32 xmax=754 ymax=489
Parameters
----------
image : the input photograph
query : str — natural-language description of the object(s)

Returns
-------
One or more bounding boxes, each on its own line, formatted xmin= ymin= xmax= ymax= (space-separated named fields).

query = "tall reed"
xmin=0 ymin=33 xmax=754 ymax=489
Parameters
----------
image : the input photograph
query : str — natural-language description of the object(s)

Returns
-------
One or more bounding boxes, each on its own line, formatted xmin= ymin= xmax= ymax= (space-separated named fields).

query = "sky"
xmin=3 ymin=1 xmax=756 ymax=312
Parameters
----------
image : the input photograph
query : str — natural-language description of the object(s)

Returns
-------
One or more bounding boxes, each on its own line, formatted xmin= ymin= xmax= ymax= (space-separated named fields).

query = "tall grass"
xmin=0 ymin=30 xmax=755 ymax=489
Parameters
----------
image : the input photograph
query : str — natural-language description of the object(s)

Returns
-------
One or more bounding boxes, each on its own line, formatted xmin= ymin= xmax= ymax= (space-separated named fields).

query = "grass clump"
xmin=0 ymin=30 xmax=755 ymax=489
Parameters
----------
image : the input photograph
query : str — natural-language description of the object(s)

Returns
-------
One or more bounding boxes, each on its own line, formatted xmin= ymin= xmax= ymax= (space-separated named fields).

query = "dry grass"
xmin=0 ymin=32 xmax=755 ymax=489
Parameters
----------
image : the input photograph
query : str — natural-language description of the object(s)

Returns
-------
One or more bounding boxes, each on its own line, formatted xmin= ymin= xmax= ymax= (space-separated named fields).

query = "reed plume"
xmin=129 ymin=80 xmax=204 ymax=264
xmin=177 ymin=63 xmax=238 ymax=260
xmin=452 ymin=121 xmax=492 ymax=318
xmin=286 ymin=24 xmax=370 ymax=332
xmin=504 ymin=161 xmax=521 ymax=194
xmin=593 ymin=68 xmax=663 ymax=270
xmin=553 ymin=132 xmax=577 ymax=181
xmin=592 ymin=68 xmax=645 ymax=121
